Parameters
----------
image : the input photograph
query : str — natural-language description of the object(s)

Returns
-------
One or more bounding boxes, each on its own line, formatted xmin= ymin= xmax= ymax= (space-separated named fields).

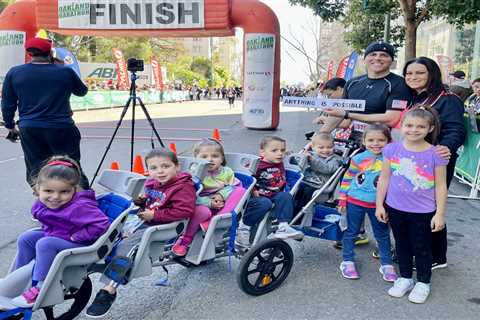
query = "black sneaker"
xmin=86 ymin=289 xmax=117 ymax=318
xmin=333 ymin=241 xmax=342 ymax=249
xmin=413 ymin=261 xmax=447 ymax=271
xmin=431 ymin=262 xmax=447 ymax=270
xmin=372 ymin=247 xmax=397 ymax=263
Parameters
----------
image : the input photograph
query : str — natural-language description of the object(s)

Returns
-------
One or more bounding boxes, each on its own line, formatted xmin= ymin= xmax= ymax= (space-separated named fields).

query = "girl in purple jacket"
xmin=11 ymin=156 xmax=110 ymax=308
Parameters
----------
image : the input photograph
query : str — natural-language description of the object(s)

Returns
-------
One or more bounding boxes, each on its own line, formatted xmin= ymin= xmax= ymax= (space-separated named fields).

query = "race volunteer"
xmin=1 ymin=37 xmax=90 ymax=189
xmin=317 ymin=40 xmax=412 ymax=135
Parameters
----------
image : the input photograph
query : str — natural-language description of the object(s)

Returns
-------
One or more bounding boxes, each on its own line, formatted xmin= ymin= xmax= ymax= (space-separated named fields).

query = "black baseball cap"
xmin=450 ymin=70 xmax=466 ymax=79
xmin=364 ymin=40 xmax=395 ymax=60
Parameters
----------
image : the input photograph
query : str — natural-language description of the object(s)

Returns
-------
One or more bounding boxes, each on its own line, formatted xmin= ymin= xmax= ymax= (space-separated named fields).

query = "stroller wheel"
xmin=237 ymin=239 xmax=294 ymax=296
xmin=42 ymin=277 xmax=92 ymax=320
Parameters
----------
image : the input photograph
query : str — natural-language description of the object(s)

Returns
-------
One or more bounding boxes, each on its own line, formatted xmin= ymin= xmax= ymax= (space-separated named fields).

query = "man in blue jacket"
xmin=1 ymin=37 xmax=90 ymax=189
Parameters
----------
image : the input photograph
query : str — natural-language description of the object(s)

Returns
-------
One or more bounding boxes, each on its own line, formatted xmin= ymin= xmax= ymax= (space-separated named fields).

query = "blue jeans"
xmin=243 ymin=192 xmax=293 ymax=227
xmin=342 ymin=203 xmax=392 ymax=265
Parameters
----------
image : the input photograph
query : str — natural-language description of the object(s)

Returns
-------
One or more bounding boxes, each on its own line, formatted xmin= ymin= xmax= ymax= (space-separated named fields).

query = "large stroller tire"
xmin=237 ymin=239 xmax=293 ymax=296
xmin=42 ymin=277 xmax=92 ymax=320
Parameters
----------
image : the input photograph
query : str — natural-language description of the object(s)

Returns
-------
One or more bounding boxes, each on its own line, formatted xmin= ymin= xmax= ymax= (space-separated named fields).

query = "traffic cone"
xmin=169 ymin=143 xmax=177 ymax=154
xmin=132 ymin=155 xmax=145 ymax=175
xmin=212 ymin=128 xmax=221 ymax=141
xmin=110 ymin=161 xmax=120 ymax=170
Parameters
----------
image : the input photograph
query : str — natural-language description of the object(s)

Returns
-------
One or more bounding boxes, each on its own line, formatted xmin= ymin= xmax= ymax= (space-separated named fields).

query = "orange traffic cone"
xmin=110 ymin=161 xmax=120 ymax=170
xmin=169 ymin=143 xmax=177 ymax=154
xmin=212 ymin=128 xmax=221 ymax=141
xmin=132 ymin=155 xmax=145 ymax=175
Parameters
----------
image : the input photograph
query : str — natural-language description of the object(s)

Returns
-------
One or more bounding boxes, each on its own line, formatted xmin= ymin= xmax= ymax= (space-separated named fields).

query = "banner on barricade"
xmin=112 ymin=48 xmax=130 ymax=90
xmin=282 ymin=96 xmax=365 ymax=112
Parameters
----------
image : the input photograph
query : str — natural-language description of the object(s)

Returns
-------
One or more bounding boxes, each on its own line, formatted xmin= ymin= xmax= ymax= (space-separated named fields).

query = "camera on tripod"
xmin=127 ymin=58 xmax=144 ymax=72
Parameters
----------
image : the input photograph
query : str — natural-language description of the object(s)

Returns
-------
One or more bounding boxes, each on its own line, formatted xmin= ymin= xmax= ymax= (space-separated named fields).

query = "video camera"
xmin=127 ymin=58 xmax=144 ymax=72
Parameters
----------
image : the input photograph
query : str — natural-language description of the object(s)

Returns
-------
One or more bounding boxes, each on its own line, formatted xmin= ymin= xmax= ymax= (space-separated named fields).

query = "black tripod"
xmin=90 ymin=71 xmax=165 ymax=186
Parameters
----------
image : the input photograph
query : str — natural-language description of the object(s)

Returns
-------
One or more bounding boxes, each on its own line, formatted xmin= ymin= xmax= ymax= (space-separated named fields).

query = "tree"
xmin=289 ymin=0 xmax=480 ymax=61
xmin=0 ymin=0 xmax=14 ymax=13
xmin=342 ymin=0 xmax=404 ymax=52
xmin=455 ymin=26 xmax=475 ymax=65
xmin=190 ymin=56 xmax=212 ymax=83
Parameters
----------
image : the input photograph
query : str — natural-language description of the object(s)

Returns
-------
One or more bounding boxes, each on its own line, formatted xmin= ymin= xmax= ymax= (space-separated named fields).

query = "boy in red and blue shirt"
xmin=239 ymin=136 xmax=303 ymax=244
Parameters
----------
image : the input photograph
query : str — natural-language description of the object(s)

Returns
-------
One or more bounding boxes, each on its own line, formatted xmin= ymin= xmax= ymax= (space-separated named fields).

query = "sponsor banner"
xmin=0 ymin=31 xmax=26 ymax=84
xmin=58 ymin=0 xmax=205 ymax=29
xmin=112 ymin=48 xmax=130 ymax=90
xmin=150 ymin=56 xmax=163 ymax=90
xmin=53 ymin=47 xmax=81 ymax=77
xmin=344 ymin=52 xmax=358 ymax=81
xmin=79 ymin=62 xmax=151 ymax=85
xmin=243 ymin=33 xmax=275 ymax=128
xmin=336 ymin=55 xmax=349 ymax=79
xmin=326 ymin=60 xmax=334 ymax=80
xmin=282 ymin=96 xmax=366 ymax=112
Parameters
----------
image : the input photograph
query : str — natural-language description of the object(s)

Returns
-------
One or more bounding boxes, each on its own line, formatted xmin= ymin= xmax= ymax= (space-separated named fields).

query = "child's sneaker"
xmin=200 ymin=220 xmax=210 ymax=232
xmin=388 ymin=277 xmax=415 ymax=298
xmin=339 ymin=261 xmax=360 ymax=279
xmin=354 ymin=231 xmax=369 ymax=245
xmin=379 ymin=264 xmax=398 ymax=282
xmin=86 ymin=289 xmax=117 ymax=318
xmin=272 ymin=222 xmax=304 ymax=240
xmin=172 ymin=238 xmax=188 ymax=257
xmin=408 ymin=282 xmax=430 ymax=303
xmin=11 ymin=286 xmax=40 ymax=308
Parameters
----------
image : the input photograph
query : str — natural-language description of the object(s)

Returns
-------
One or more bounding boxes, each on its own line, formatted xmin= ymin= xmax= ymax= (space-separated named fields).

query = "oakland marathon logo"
xmin=0 ymin=33 xmax=25 ymax=46
xmin=247 ymin=36 xmax=274 ymax=51
xmin=58 ymin=3 xmax=90 ymax=19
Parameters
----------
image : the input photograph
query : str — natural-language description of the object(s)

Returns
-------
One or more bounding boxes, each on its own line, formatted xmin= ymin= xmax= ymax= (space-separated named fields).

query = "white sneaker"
xmin=388 ymin=277 xmax=415 ymax=298
xmin=271 ymin=223 xmax=304 ymax=240
xmin=235 ymin=225 xmax=251 ymax=248
xmin=408 ymin=282 xmax=430 ymax=304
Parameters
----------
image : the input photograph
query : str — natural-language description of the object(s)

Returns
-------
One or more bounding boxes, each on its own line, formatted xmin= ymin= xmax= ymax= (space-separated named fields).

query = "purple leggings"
xmin=182 ymin=187 xmax=245 ymax=245
xmin=14 ymin=230 xmax=83 ymax=282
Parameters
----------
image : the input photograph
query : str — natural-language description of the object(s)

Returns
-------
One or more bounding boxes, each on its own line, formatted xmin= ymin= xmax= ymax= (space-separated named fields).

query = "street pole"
xmin=384 ymin=13 xmax=391 ymax=42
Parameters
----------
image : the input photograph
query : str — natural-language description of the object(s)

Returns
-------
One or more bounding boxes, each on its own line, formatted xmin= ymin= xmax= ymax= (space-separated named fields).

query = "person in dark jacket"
xmin=1 ymin=37 xmax=89 ymax=189
xmin=86 ymin=148 xmax=196 ymax=318
xmin=402 ymin=56 xmax=467 ymax=270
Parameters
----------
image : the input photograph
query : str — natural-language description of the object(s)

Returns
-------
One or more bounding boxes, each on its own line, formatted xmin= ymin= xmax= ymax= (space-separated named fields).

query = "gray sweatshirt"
xmin=303 ymin=153 xmax=343 ymax=188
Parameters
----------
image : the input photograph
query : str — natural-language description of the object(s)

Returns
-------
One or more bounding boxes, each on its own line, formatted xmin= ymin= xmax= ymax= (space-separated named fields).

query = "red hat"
xmin=25 ymin=37 xmax=52 ymax=54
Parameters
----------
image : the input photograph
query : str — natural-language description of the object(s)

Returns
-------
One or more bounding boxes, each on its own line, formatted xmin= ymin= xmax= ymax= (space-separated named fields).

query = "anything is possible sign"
xmin=282 ymin=96 xmax=366 ymax=112
xmin=58 ymin=0 xmax=204 ymax=29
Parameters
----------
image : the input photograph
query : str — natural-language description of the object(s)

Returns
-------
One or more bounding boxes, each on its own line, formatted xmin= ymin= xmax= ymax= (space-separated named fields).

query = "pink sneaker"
xmin=379 ymin=265 xmax=398 ymax=282
xmin=11 ymin=286 xmax=40 ymax=308
xmin=172 ymin=238 xmax=188 ymax=257
xmin=200 ymin=220 xmax=210 ymax=232
xmin=340 ymin=261 xmax=360 ymax=279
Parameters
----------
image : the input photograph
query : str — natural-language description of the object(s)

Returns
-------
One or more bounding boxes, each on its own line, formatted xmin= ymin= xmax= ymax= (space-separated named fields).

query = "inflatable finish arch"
xmin=0 ymin=0 xmax=281 ymax=129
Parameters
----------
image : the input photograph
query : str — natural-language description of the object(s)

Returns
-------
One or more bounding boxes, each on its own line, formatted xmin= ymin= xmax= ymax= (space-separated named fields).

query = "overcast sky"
xmin=259 ymin=0 xmax=318 ymax=85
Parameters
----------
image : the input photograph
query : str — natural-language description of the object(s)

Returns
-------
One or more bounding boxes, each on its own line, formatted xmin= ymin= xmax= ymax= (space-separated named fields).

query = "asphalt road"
xmin=0 ymin=100 xmax=479 ymax=319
